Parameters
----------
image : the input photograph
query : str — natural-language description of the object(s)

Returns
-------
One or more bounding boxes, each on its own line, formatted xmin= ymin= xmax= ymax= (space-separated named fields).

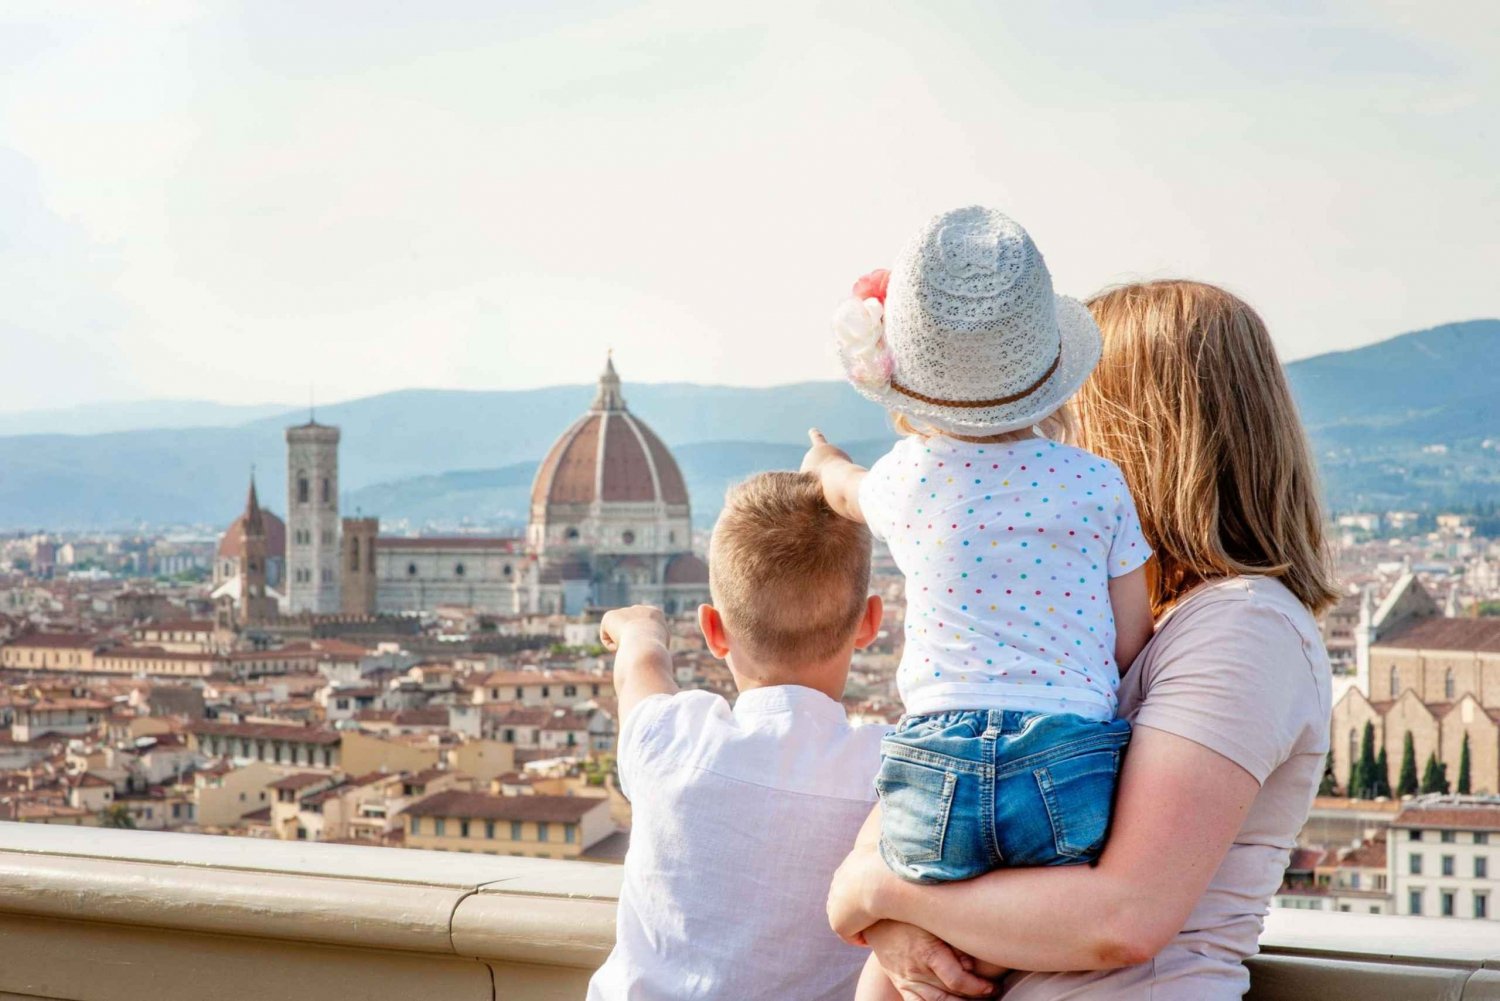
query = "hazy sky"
xmin=3 ymin=1 xmax=1496 ymax=413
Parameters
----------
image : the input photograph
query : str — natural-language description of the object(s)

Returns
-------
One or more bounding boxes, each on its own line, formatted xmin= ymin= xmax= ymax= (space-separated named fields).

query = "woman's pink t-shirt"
xmin=1004 ymin=575 xmax=1332 ymax=1000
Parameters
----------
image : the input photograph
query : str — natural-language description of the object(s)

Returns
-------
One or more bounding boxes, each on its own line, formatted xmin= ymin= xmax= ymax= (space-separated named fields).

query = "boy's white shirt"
xmin=587 ymin=684 xmax=888 ymax=1001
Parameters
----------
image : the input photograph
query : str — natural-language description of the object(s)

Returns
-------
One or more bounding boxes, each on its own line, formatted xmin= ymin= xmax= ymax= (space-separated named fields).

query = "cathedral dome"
xmin=217 ymin=497 xmax=286 ymax=560
xmin=530 ymin=357 xmax=689 ymax=512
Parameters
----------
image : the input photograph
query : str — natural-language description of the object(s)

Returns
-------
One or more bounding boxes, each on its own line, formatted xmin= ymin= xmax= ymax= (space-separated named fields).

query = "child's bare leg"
xmin=855 ymin=952 xmax=902 ymax=1001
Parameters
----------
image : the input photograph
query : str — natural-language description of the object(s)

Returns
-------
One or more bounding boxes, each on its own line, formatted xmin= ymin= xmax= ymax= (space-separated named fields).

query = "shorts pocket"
xmin=876 ymin=755 xmax=957 ymax=866
xmin=1034 ymin=745 xmax=1123 ymax=861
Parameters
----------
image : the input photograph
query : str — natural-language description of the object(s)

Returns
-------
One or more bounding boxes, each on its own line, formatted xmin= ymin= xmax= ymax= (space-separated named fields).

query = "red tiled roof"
xmin=188 ymin=721 xmax=341 ymax=746
xmin=268 ymin=773 xmax=330 ymax=791
xmin=403 ymin=789 xmax=602 ymax=823
xmin=4 ymin=633 xmax=99 ymax=650
xmin=1393 ymin=803 xmax=1500 ymax=831
xmin=1377 ymin=618 xmax=1500 ymax=653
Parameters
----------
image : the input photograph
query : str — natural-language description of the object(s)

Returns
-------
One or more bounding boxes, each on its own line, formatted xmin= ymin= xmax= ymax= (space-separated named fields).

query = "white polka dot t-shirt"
xmin=860 ymin=435 xmax=1152 ymax=721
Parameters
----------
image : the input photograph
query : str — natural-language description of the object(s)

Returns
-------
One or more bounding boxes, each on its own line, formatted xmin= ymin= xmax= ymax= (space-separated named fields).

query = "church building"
xmin=223 ymin=357 xmax=710 ymax=621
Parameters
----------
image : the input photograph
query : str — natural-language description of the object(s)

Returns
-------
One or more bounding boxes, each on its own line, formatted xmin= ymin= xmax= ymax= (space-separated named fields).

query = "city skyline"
xmin=4 ymin=2 xmax=1497 ymax=412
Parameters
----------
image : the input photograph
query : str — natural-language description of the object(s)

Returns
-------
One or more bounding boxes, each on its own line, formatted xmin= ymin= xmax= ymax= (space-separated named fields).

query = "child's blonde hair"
xmin=1076 ymin=280 xmax=1338 ymax=616
xmin=709 ymin=472 xmax=871 ymax=665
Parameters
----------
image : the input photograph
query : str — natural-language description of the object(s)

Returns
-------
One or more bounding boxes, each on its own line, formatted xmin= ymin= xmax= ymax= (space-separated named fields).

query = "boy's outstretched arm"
xmin=802 ymin=428 xmax=867 ymax=524
xmin=600 ymin=605 xmax=678 ymax=721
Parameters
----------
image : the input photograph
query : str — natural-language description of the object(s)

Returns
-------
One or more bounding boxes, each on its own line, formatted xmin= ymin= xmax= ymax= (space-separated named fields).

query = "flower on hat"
xmin=852 ymin=268 xmax=890 ymax=304
xmin=833 ymin=272 xmax=894 ymax=391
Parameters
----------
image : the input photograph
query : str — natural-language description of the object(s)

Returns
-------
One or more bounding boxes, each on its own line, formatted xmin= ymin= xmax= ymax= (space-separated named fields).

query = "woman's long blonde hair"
xmin=1076 ymin=280 xmax=1339 ymax=616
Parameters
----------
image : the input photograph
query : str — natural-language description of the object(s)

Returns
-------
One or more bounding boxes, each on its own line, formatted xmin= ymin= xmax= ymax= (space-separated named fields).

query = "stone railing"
xmin=0 ymin=822 xmax=1496 ymax=1000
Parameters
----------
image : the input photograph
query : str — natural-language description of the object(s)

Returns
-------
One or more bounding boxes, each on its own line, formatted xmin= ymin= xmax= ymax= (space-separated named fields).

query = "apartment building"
xmin=402 ymin=790 xmax=612 ymax=859
xmin=1391 ymin=796 xmax=1499 ymax=921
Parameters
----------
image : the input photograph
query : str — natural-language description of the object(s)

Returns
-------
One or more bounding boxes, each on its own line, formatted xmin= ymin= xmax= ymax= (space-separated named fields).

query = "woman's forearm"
xmin=877 ymin=862 xmax=1143 ymax=971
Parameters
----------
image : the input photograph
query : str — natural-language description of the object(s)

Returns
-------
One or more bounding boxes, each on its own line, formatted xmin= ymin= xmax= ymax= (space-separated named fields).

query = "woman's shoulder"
xmin=1151 ymin=576 xmax=1329 ymax=677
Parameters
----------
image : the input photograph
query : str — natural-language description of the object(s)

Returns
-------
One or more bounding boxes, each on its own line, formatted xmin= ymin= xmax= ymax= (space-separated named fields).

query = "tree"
xmin=1373 ymin=746 xmax=1392 ymax=799
xmin=1397 ymin=731 xmax=1420 ymax=796
xmin=1318 ymin=751 xmax=1339 ymax=797
xmin=1457 ymin=734 xmax=1472 ymax=795
xmin=1421 ymin=752 xmax=1450 ymax=795
xmin=1354 ymin=721 xmax=1378 ymax=799
xmin=99 ymin=804 xmax=135 ymax=829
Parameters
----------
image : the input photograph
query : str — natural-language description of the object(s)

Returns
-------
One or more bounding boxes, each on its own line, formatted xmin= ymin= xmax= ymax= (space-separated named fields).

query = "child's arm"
xmin=600 ymin=605 xmax=678 ymax=722
xmin=1108 ymin=567 xmax=1154 ymax=671
xmin=802 ymin=428 xmax=867 ymax=524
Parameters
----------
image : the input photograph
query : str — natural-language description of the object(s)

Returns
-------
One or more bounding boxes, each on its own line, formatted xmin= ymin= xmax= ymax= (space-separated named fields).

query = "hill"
xmin=0 ymin=319 xmax=1496 ymax=530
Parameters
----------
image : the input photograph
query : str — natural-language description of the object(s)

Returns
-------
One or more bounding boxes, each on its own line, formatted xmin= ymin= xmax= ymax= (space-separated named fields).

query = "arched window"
xmin=455 ymin=563 xmax=466 ymax=577
xmin=565 ymin=527 xmax=580 ymax=541
xmin=622 ymin=530 xmax=636 ymax=545
xmin=350 ymin=545 xmax=360 ymax=572
xmin=1444 ymin=668 xmax=1455 ymax=701
xmin=407 ymin=563 xmax=418 ymax=577
xmin=1389 ymin=665 xmax=1400 ymax=698
xmin=321 ymin=477 xmax=331 ymax=503
xmin=297 ymin=473 xmax=310 ymax=504
xmin=502 ymin=564 xmax=513 ymax=577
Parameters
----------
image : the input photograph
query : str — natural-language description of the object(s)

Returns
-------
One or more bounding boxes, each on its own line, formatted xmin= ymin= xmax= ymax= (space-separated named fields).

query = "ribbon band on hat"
xmin=889 ymin=348 xmax=1061 ymax=410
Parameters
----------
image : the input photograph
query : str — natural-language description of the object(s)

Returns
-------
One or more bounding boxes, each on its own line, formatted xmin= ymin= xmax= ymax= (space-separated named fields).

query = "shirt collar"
xmin=732 ymin=685 xmax=849 ymax=724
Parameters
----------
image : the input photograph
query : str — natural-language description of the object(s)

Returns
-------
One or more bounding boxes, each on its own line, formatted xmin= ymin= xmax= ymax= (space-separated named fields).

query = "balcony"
xmin=0 ymin=822 xmax=1496 ymax=1001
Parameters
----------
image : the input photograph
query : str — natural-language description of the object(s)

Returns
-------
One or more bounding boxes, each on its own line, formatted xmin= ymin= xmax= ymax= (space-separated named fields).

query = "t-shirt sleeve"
xmin=1103 ymin=463 xmax=1151 ymax=578
xmin=615 ymin=690 xmax=728 ymax=800
xmin=857 ymin=444 xmax=906 ymax=543
xmin=615 ymin=693 xmax=672 ymax=801
xmin=1131 ymin=595 xmax=1323 ymax=784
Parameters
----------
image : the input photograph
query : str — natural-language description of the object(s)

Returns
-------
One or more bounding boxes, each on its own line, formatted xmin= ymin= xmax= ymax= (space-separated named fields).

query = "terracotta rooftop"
xmin=403 ymin=789 xmax=602 ymax=823
xmin=1393 ymin=800 xmax=1500 ymax=831
xmin=217 ymin=507 xmax=287 ymax=561
xmin=4 ymin=633 xmax=99 ymax=650
xmin=188 ymin=721 xmax=341 ymax=746
xmin=1377 ymin=617 xmax=1500 ymax=653
xmin=268 ymin=773 xmax=331 ymax=792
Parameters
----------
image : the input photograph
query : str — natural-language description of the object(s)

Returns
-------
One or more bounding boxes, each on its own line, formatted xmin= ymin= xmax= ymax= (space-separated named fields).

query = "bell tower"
xmin=286 ymin=418 xmax=341 ymax=614
xmin=238 ymin=475 xmax=278 ymax=627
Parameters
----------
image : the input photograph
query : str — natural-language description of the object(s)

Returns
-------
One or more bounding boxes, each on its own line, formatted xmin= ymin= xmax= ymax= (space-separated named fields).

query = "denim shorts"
xmin=876 ymin=709 xmax=1131 ymax=884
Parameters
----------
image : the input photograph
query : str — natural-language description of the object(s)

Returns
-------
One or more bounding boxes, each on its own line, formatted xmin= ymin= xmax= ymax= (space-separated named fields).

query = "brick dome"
xmin=530 ymin=357 xmax=689 ymax=511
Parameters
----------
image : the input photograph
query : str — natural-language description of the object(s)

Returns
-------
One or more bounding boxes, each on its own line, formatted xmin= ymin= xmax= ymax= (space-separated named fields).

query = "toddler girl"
xmin=804 ymin=206 xmax=1154 ymax=991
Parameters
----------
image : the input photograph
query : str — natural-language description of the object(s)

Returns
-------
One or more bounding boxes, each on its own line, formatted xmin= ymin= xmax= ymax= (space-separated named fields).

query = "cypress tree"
xmin=1318 ymin=751 xmax=1338 ymax=797
xmin=1421 ymin=752 xmax=1448 ymax=794
xmin=1374 ymin=746 xmax=1392 ymax=798
xmin=1458 ymin=734 xmax=1472 ymax=795
xmin=1355 ymin=721 xmax=1378 ymax=798
xmin=1397 ymin=731 xmax=1420 ymax=796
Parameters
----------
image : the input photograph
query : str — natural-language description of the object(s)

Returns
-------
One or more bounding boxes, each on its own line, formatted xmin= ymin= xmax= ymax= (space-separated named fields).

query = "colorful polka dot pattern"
xmin=861 ymin=436 xmax=1152 ymax=720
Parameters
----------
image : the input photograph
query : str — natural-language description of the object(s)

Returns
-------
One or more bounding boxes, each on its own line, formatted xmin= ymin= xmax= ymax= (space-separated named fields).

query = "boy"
xmin=587 ymin=472 xmax=890 ymax=1000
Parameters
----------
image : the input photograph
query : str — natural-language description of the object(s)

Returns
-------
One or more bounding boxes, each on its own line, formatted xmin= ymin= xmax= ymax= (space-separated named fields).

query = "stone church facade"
xmin=1331 ymin=575 xmax=1500 ymax=796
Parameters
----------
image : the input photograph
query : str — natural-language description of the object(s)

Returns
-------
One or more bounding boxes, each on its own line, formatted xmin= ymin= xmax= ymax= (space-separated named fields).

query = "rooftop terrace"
xmin=0 ymin=823 xmax=1496 ymax=1000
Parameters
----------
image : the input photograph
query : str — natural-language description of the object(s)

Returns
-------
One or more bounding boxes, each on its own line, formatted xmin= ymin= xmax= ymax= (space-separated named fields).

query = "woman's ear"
xmin=698 ymin=603 xmax=731 ymax=659
xmin=852 ymin=594 xmax=884 ymax=650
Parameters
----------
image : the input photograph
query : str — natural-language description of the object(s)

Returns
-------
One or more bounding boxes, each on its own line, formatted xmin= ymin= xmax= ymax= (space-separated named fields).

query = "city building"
xmin=286 ymin=419 xmax=342 ymax=614
xmin=1331 ymin=576 xmax=1500 ymax=796
xmin=1390 ymin=796 xmax=1498 ymax=921
xmin=402 ymin=789 xmax=612 ymax=858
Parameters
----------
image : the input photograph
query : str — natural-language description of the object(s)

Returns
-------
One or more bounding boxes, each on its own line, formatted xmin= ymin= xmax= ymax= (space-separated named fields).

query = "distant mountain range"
xmin=0 ymin=319 xmax=1495 ymax=531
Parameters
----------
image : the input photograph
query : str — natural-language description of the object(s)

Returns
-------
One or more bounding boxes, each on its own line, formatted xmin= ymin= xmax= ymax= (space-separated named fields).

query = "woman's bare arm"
xmin=829 ymin=724 xmax=1258 ymax=971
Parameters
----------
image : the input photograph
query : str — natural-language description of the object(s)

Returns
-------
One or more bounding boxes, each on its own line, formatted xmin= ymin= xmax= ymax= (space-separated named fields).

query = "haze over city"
xmin=4 ymin=1 xmax=1497 ymax=413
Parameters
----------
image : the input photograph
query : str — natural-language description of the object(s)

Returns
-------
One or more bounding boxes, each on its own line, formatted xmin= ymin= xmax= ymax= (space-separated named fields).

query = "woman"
xmin=827 ymin=280 xmax=1340 ymax=1000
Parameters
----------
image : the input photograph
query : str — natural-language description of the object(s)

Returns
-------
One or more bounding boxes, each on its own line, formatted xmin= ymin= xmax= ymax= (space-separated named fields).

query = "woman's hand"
xmin=827 ymin=834 xmax=898 ymax=944
xmin=864 ymin=921 xmax=998 ymax=999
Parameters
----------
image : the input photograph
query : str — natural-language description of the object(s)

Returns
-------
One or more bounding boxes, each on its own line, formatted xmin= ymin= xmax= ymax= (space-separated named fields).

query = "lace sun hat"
xmin=833 ymin=205 xmax=1102 ymax=435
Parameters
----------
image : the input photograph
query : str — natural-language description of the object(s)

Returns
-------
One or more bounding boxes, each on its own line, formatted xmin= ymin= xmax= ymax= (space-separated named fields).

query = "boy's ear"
xmin=851 ymin=594 xmax=884 ymax=650
xmin=698 ymin=604 xmax=731 ymax=659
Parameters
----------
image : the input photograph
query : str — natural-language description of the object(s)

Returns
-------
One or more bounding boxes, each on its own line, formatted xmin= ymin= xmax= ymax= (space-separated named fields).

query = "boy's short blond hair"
xmin=709 ymin=471 xmax=872 ymax=665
